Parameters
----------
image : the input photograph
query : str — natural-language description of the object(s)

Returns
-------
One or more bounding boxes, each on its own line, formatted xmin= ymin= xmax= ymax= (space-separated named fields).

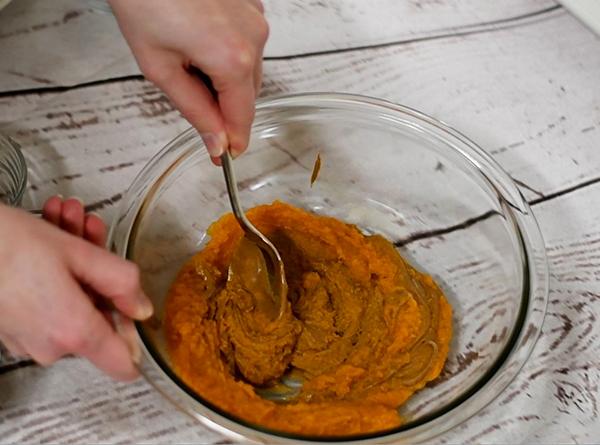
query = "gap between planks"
xmin=0 ymin=4 xmax=563 ymax=98
xmin=263 ymin=4 xmax=563 ymax=60
xmin=395 ymin=174 xmax=600 ymax=248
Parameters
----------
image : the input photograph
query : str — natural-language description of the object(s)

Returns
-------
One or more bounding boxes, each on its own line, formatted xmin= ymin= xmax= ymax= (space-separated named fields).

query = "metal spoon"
xmin=220 ymin=150 xmax=287 ymax=320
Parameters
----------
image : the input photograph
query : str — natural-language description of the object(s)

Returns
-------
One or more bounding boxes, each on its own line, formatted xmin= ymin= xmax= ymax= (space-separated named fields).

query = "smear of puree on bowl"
xmin=164 ymin=201 xmax=452 ymax=436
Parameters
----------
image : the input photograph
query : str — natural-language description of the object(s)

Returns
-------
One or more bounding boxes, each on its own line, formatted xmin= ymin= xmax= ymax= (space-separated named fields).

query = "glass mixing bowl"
xmin=109 ymin=93 xmax=548 ymax=443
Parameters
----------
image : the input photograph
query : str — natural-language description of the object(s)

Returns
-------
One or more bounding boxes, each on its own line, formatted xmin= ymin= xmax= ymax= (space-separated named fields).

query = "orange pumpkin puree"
xmin=164 ymin=201 xmax=452 ymax=436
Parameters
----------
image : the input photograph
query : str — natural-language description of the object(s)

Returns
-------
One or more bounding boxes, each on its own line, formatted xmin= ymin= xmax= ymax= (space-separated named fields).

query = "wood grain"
xmin=261 ymin=9 xmax=600 ymax=204
xmin=441 ymin=184 xmax=600 ymax=444
xmin=0 ymin=359 xmax=224 ymax=443
xmin=1 ymin=10 xmax=598 ymax=215
xmin=0 ymin=0 xmax=559 ymax=91
xmin=0 ymin=0 xmax=138 ymax=91
xmin=263 ymin=0 xmax=559 ymax=57
xmin=0 ymin=1 xmax=599 ymax=444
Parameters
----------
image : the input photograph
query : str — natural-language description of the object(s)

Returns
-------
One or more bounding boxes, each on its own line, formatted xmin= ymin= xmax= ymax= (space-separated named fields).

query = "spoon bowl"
xmin=220 ymin=150 xmax=287 ymax=320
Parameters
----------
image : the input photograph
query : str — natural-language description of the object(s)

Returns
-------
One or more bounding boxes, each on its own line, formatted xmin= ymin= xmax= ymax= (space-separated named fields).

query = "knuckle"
xmin=51 ymin=306 xmax=103 ymax=354
xmin=121 ymin=262 xmax=141 ymax=295
xmin=69 ymin=237 xmax=92 ymax=262
xmin=224 ymin=38 xmax=255 ymax=74
xmin=50 ymin=326 xmax=85 ymax=353
xmin=253 ymin=0 xmax=265 ymax=14
xmin=256 ymin=17 xmax=269 ymax=43
xmin=141 ymin=62 xmax=173 ymax=87
xmin=35 ymin=351 xmax=60 ymax=367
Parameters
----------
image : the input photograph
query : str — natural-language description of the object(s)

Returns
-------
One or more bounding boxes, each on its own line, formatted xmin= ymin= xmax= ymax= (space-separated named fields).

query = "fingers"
xmin=210 ymin=13 xmax=266 ymax=156
xmin=247 ymin=0 xmax=264 ymax=13
xmin=42 ymin=195 xmax=62 ymax=225
xmin=113 ymin=313 xmax=142 ymax=365
xmin=67 ymin=239 xmax=153 ymax=321
xmin=60 ymin=198 xmax=85 ymax=237
xmin=42 ymin=196 xmax=108 ymax=246
xmin=32 ymin=285 xmax=139 ymax=381
xmin=217 ymin=76 xmax=256 ymax=157
xmin=145 ymin=58 xmax=228 ymax=158
xmin=76 ymin=305 xmax=139 ymax=381
xmin=45 ymin=198 xmax=141 ymax=320
xmin=84 ymin=213 xmax=107 ymax=247
xmin=247 ymin=0 xmax=266 ymax=95
xmin=254 ymin=55 xmax=263 ymax=97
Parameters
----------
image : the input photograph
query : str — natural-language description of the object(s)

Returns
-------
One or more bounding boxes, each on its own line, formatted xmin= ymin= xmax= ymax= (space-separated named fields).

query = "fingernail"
xmin=230 ymin=146 xmax=245 ymax=159
xmin=203 ymin=132 xmax=227 ymax=157
xmin=229 ymin=136 xmax=248 ymax=159
xmin=67 ymin=196 xmax=84 ymax=206
xmin=137 ymin=294 xmax=154 ymax=320
xmin=111 ymin=312 xmax=142 ymax=367
xmin=123 ymin=323 xmax=142 ymax=366
xmin=129 ymin=339 xmax=142 ymax=366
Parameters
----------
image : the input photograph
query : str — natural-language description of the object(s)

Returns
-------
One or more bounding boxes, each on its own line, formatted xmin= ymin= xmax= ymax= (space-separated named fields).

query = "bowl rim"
xmin=110 ymin=92 xmax=549 ymax=443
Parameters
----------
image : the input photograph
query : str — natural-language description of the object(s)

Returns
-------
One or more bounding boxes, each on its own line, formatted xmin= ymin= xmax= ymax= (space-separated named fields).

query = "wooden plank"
xmin=260 ymin=9 xmax=600 ymax=203
xmin=0 ymin=0 xmax=558 ymax=91
xmin=0 ymin=79 xmax=188 ymax=213
xmin=441 ymin=183 xmax=600 ymax=444
xmin=0 ymin=359 xmax=224 ymax=443
xmin=0 ymin=0 xmax=138 ymax=91
xmin=1 ymin=181 xmax=599 ymax=444
xmin=0 ymin=5 xmax=599 ymax=444
xmin=0 ymin=10 xmax=598 ymax=216
xmin=264 ymin=0 xmax=559 ymax=57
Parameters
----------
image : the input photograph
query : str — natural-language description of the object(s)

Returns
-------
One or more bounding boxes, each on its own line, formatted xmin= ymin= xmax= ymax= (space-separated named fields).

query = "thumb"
xmin=66 ymin=237 xmax=153 ymax=321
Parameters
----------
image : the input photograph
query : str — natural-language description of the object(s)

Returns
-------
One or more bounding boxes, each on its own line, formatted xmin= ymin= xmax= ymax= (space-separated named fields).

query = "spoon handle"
xmin=220 ymin=150 xmax=247 ymax=226
xmin=220 ymin=151 xmax=271 ymax=248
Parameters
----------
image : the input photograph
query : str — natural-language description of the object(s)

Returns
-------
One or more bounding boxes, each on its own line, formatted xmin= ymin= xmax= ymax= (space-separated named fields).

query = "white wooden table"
xmin=1 ymin=1 xmax=599 ymax=443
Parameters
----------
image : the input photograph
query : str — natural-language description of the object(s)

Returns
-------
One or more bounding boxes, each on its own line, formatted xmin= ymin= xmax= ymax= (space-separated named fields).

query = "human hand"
xmin=108 ymin=0 xmax=269 ymax=161
xmin=0 ymin=197 xmax=152 ymax=380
